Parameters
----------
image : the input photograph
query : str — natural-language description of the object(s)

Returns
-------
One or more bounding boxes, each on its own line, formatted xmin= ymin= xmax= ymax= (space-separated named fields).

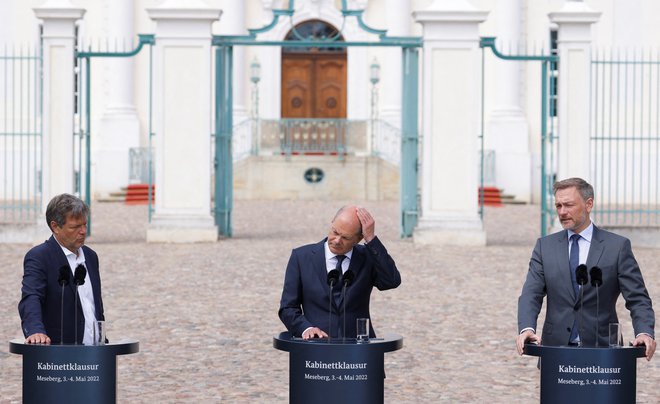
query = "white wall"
xmin=2 ymin=0 xmax=660 ymax=204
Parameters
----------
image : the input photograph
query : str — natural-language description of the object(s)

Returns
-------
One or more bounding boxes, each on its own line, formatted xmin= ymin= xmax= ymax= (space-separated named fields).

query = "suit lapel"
xmin=585 ymin=225 xmax=605 ymax=270
xmin=46 ymin=236 xmax=76 ymax=294
xmin=347 ymin=246 xmax=364 ymax=281
xmin=82 ymin=247 xmax=101 ymax=316
xmin=556 ymin=231 xmax=576 ymax=301
xmin=312 ymin=240 xmax=331 ymax=302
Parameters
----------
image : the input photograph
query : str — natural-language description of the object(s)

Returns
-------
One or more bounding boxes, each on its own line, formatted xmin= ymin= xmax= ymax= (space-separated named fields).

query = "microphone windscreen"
xmin=74 ymin=264 xmax=87 ymax=285
xmin=327 ymin=269 xmax=340 ymax=286
xmin=589 ymin=266 xmax=603 ymax=287
xmin=57 ymin=265 xmax=70 ymax=286
xmin=575 ymin=264 xmax=588 ymax=285
xmin=343 ymin=270 xmax=355 ymax=287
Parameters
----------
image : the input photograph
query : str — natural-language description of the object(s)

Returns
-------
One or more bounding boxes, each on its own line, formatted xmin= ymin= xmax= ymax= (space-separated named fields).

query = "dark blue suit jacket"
xmin=18 ymin=236 xmax=105 ymax=344
xmin=278 ymin=236 xmax=401 ymax=338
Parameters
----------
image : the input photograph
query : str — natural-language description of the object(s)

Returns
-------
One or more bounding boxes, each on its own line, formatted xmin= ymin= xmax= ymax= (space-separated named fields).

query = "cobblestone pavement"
xmin=1 ymin=200 xmax=659 ymax=403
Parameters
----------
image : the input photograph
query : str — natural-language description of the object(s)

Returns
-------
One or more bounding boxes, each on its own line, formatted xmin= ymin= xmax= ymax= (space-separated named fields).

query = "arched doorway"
xmin=281 ymin=20 xmax=346 ymax=119
xmin=213 ymin=6 xmax=421 ymax=238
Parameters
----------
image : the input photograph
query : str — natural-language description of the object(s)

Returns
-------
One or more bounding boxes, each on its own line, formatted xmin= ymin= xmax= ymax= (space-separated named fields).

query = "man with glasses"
xmin=19 ymin=193 xmax=105 ymax=345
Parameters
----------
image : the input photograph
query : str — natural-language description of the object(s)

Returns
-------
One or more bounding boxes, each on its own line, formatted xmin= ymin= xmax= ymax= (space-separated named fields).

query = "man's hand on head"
xmin=356 ymin=207 xmax=375 ymax=243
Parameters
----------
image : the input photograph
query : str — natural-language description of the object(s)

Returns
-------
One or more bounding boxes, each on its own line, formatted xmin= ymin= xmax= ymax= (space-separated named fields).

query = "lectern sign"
xmin=556 ymin=364 xmax=622 ymax=387
xmin=9 ymin=339 xmax=139 ymax=404
xmin=524 ymin=344 xmax=645 ymax=404
xmin=274 ymin=333 xmax=403 ymax=404
xmin=304 ymin=359 xmax=368 ymax=382
xmin=35 ymin=360 xmax=102 ymax=384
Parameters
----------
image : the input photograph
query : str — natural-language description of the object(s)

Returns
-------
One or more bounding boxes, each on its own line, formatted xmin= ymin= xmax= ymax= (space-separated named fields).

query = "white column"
xmin=485 ymin=0 xmax=531 ymax=202
xmin=347 ymin=47 xmax=369 ymax=120
xmin=549 ymin=1 xmax=601 ymax=182
xmin=95 ymin=0 xmax=140 ymax=197
xmin=257 ymin=0 xmax=279 ymax=120
xmin=146 ymin=0 xmax=220 ymax=243
xmin=379 ymin=0 xmax=411 ymax=126
xmin=346 ymin=6 xmax=369 ymax=121
xmin=218 ymin=0 xmax=248 ymax=123
xmin=33 ymin=1 xmax=86 ymax=213
xmin=0 ymin=1 xmax=15 ymax=43
xmin=412 ymin=0 xmax=488 ymax=246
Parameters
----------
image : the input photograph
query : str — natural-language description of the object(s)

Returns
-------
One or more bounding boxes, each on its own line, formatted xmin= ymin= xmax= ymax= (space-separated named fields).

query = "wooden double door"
xmin=281 ymin=52 xmax=347 ymax=119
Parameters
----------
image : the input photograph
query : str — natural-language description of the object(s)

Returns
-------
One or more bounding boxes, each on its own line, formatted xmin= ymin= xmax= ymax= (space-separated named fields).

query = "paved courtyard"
xmin=1 ymin=200 xmax=659 ymax=403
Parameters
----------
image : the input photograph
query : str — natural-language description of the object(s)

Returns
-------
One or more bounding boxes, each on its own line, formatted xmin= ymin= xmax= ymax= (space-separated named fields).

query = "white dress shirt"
xmin=59 ymin=243 xmax=97 ymax=345
xmin=323 ymin=241 xmax=353 ymax=274
xmin=567 ymin=222 xmax=593 ymax=267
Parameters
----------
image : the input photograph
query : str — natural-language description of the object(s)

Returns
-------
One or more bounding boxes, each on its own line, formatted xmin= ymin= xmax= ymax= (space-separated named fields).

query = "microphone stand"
xmin=73 ymin=264 xmax=86 ymax=345
xmin=60 ymin=284 xmax=66 ymax=344
xmin=328 ymin=282 xmax=333 ymax=344
xmin=61 ymin=283 xmax=67 ymax=344
xmin=590 ymin=266 xmax=603 ymax=347
xmin=340 ymin=270 xmax=354 ymax=341
xmin=342 ymin=282 xmax=348 ymax=341
xmin=594 ymin=286 xmax=600 ymax=347
xmin=58 ymin=265 xmax=70 ymax=344
xmin=74 ymin=284 xmax=80 ymax=345
xmin=575 ymin=265 xmax=588 ymax=347
xmin=578 ymin=286 xmax=584 ymax=347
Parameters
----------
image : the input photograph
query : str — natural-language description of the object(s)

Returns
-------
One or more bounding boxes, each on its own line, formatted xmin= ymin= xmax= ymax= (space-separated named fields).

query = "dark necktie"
xmin=333 ymin=255 xmax=346 ymax=306
xmin=569 ymin=234 xmax=580 ymax=342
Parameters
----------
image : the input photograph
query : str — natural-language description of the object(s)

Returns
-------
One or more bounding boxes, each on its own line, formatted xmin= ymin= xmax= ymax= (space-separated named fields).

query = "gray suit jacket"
xmin=518 ymin=225 xmax=655 ymax=347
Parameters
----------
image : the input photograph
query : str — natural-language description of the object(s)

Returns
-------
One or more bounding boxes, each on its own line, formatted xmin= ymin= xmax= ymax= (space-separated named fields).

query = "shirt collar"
xmin=54 ymin=237 xmax=86 ymax=264
xmin=567 ymin=221 xmax=594 ymax=243
xmin=324 ymin=240 xmax=354 ymax=261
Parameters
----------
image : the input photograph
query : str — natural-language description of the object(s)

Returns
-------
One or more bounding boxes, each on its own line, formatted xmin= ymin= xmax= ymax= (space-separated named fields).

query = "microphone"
xmin=326 ymin=269 xmax=340 ymax=342
xmin=342 ymin=270 xmax=355 ymax=288
xmin=341 ymin=270 xmax=355 ymax=340
xmin=327 ymin=269 xmax=340 ymax=287
xmin=575 ymin=264 xmax=588 ymax=286
xmin=73 ymin=264 xmax=87 ymax=344
xmin=74 ymin=265 xmax=87 ymax=286
xmin=58 ymin=265 xmax=71 ymax=286
xmin=575 ymin=264 xmax=588 ymax=347
xmin=590 ymin=266 xmax=603 ymax=347
xmin=590 ymin=266 xmax=603 ymax=287
xmin=58 ymin=266 xmax=70 ymax=344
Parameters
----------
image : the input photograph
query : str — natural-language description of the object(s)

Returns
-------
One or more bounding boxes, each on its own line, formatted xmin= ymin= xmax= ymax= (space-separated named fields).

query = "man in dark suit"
xmin=517 ymin=178 xmax=656 ymax=360
xmin=18 ymin=194 xmax=105 ymax=345
xmin=279 ymin=205 xmax=401 ymax=340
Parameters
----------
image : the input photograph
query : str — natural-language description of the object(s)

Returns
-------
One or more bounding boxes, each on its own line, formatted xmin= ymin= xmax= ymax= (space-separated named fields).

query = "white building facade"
xmin=1 ymin=0 xmax=659 ymax=243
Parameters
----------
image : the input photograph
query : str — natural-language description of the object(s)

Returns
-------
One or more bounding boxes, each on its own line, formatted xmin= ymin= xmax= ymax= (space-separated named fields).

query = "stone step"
xmin=479 ymin=187 xmax=527 ymax=206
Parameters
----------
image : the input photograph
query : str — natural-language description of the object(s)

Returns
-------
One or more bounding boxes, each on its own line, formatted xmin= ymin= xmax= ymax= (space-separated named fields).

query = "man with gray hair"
xmin=18 ymin=193 xmax=105 ymax=344
xmin=517 ymin=178 xmax=656 ymax=360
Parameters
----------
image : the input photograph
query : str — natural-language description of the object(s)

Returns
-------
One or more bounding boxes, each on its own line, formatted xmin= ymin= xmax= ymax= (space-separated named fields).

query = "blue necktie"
xmin=333 ymin=255 xmax=346 ymax=306
xmin=569 ymin=234 xmax=580 ymax=342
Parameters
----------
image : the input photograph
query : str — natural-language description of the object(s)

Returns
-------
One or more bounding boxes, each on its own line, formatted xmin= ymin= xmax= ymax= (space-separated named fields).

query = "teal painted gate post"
xmin=76 ymin=34 xmax=154 ymax=235
xmin=215 ymin=45 xmax=233 ymax=236
xmin=212 ymin=3 xmax=422 ymax=239
xmin=479 ymin=37 xmax=557 ymax=237
xmin=401 ymin=47 xmax=419 ymax=237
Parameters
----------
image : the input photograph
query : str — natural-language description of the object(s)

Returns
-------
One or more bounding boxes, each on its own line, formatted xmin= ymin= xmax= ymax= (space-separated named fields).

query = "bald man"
xmin=278 ymin=206 xmax=401 ymax=340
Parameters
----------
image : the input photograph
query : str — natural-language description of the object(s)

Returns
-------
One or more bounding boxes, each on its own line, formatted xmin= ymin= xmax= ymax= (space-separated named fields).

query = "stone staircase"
xmin=97 ymin=184 xmax=155 ymax=204
xmin=479 ymin=186 xmax=525 ymax=207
